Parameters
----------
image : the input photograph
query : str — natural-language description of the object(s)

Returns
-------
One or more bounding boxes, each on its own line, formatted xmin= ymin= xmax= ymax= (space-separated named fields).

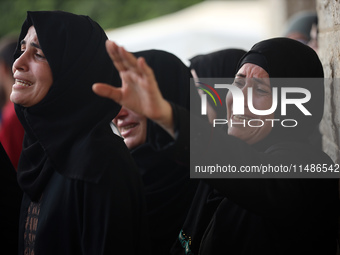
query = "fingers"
xmin=137 ymin=57 xmax=154 ymax=79
xmin=92 ymin=83 xmax=122 ymax=103
xmin=106 ymin=40 xmax=127 ymax=72
xmin=106 ymin=40 xmax=142 ymax=75
xmin=118 ymin=46 xmax=140 ymax=74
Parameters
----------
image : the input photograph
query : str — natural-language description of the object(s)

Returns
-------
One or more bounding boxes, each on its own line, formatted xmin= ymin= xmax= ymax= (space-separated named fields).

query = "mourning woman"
xmin=112 ymin=50 xmax=199 ymax=254
xmin=93 ymin=38 xmax=339 ymax=255
xmin=12 ymin=11 xmax=148 ymax=254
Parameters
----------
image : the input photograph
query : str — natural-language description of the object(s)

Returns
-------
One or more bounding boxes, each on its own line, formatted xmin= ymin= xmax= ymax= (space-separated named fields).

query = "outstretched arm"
xmin=92 ymin=40 xmax=175 ymax=138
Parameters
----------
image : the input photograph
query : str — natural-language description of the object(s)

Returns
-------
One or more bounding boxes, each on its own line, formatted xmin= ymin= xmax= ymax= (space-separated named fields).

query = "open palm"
xmin=93 ymin=40 xmax=174 ymax=136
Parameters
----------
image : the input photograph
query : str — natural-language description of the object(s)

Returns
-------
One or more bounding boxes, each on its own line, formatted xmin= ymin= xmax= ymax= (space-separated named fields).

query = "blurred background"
xmin=0 ymin=0 xmax=317 ymax=65
xmin=5 ymin=0 xmax=340 ymax=166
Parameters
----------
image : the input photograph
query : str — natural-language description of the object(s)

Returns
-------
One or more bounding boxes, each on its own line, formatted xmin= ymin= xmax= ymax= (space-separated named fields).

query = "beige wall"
xmin=317 ymin=0 xmax=340 ymax=163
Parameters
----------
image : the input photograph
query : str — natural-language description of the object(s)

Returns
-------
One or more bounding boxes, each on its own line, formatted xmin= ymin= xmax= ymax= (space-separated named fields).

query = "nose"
xmin=12 ymin=52 xmax=29 ymax=74
xmin=113 ymin=106 xmax=129 ymax=123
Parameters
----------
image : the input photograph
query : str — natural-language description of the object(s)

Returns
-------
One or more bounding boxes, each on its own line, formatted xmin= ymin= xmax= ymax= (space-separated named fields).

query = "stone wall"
xmin=317 ymin=2 xmax=340 ymax=253
xmin=317 ymin=0 xmax=340 ymax=164
xmin=266 ymin=0 xmax=339 ymax=162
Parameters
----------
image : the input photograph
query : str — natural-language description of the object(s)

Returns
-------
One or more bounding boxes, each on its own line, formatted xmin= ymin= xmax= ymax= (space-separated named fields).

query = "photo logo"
xmin=196 ymin=82 xmax=222 ymax=114
xmin=196 ymin=81 xmax=312 ymax=128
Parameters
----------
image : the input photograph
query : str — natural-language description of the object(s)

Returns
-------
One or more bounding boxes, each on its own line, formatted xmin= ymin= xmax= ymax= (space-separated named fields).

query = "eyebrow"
xmin=235 ymin=73 xmax=245 ymax=77
xmin=235 ymin=73 xmax=270 ymax=87
xmin=20 ymin=39 xmax=41 ymax=49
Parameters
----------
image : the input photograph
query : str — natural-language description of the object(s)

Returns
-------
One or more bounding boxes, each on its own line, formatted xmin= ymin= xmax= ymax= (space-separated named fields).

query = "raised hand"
xmin=92 ymin=40 xmax=175 ymax=137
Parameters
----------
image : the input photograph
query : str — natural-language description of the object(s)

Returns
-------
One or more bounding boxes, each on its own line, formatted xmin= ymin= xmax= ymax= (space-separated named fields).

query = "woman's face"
xmin=226 ymin=63 xmax=274 ymax=145
xmin=11 ymin=26 xmax=53 ymax=107
xmin=113 ymin=106 xmax=147 ymax=149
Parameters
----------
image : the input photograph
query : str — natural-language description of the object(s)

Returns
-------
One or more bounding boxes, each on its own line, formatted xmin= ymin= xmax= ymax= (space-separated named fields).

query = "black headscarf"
xmin=189 ymin=48 xmax=247 ymax=78
xmin=14 ymin=11 xmax=122 ymax=201
xmin=237 ymin=37 xmax=324 ymax=148
xmin=134 ymin=49 xmax=198 ymax=146
xmin=189 ymin=49 xmax=247 ymax=120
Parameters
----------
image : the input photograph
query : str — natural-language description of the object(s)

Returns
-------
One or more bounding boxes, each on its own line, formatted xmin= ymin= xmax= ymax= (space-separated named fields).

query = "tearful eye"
xmin=35 ymin=53 xmax=46 ymax=59
xmin=253 ymin=83 xmax=271 ymax=95
xmin=257 ymin=88 xmax=268 ymax=93
xmin=233 ymin=81 xmax=244 ymax=88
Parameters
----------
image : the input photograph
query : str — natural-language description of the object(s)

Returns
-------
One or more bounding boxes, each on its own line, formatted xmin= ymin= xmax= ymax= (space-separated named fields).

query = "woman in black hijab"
xmin=112 ymin=50 xmax=199 ymax=254
xmin=171 ymin=38 xmax=339 ymax=255
xmin=94 ymin=38 xmax=339 ymax=255
xmin=12 ymin=11 xmax=148 ymax=254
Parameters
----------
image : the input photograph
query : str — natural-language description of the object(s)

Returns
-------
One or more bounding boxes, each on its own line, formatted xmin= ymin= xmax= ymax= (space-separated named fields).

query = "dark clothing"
xmin=131 ymin=138 xmax=197 ymax=255
xmin=131 ymin=50 xmax=199 ymax=254
xmin=0 ymin=143 xmax=22 ymax=254
xmin=14 ymin=11 xmax=148 ymax=254
xmin=19 ymin=148 xmax=147 ymax=255
xmin=189 ymin=49 xmax=247 ymax=78
xmin=189 ymin=49 xmax=246 ymax=120
xmin=171 ymin=104 xmax=339 ymax=255
xmin=171 ymin=38 xmax=339 ymax=254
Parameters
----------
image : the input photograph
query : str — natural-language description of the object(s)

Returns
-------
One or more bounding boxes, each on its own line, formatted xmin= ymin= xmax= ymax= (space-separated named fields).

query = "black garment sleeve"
xmin=146 ymin=102 xmax=190 ymax=165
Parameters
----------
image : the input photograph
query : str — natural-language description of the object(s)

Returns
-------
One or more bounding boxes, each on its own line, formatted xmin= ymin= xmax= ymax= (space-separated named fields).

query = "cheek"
xmin=36 ymin=82 xmax=52 ymax=102
xmin=37 ymin=69 xmax=53 ymax=99
xmin=43 ymin=70 xmax=53 ymax=87
xmin=252 ymin=96 xmax=274 ymax=115
xmin=226 ymin=92 xmax=233 ymax=106
xmin=255 ymin=116 xmax=274 ymax=136
xmin=36 ymin=62 xmax=53 ymax=85
xmin=129 ymin=127 xmax=147 ymax=148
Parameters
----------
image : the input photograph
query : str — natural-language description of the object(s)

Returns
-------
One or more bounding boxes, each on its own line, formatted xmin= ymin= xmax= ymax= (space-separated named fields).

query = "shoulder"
xmin=56 ymin=130 xmax=141 ymax=187
xmin=265 ymin=141 xmax=334 ymax=165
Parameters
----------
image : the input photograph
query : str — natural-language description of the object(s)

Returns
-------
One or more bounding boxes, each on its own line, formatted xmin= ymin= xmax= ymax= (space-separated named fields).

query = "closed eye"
xmin=233 ymin=79 xmax=245 ymax=88
xmin=35 ymin=53 xmax=46 ymax=59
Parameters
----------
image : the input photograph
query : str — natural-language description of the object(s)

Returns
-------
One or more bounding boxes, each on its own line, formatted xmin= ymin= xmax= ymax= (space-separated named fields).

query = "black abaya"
xmin=171 ymin=38 xmax=339 ymax=255
xmin=14 ymin=11 xmax=148 ymax=255
xmin=130 ymin=50 xmax=199 ymax=254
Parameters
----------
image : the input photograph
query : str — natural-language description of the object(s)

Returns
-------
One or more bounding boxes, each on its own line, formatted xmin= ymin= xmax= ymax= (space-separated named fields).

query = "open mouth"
xmin=120 ymin=123 xmax=138 ymax=132
xmin=16 ymin=79 xmax=33 ymax=87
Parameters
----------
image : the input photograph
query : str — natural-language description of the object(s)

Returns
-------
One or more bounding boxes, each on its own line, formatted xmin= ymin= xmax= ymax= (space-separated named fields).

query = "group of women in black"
xmin=3 ymin=10 xmax=339 ymax=255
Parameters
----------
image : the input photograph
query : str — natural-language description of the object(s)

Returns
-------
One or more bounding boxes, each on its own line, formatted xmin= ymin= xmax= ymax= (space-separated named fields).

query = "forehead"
xmin=237 ymin=63 xmax=269 ymax=79
xmin=22 ymin=26 xmax=39 ymax=43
